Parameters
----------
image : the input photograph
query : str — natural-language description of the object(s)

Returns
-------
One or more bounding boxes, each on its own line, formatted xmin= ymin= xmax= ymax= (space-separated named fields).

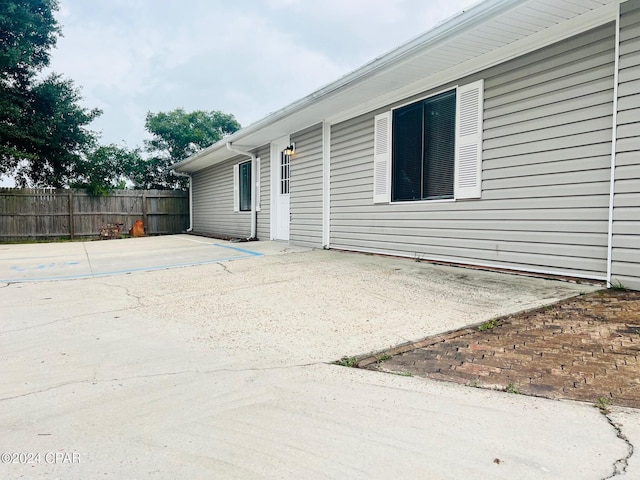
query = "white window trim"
xmin=235 ymin=160 xmax=252 ymax=213
xmin=233 ymin=164 xmax=239 ymax=212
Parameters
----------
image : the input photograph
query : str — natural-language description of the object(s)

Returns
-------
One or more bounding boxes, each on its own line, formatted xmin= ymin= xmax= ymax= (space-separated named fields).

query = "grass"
xmin=610 ymin=280 xmax=629 ymax=291
xmin=478 ymin=319 xmax=500 ymax=332
xmin=377 ymin=353 xmax=392 ymax=364
xmin=595 ymin=396 xmax=611 ymax=415
xmin=0 ymin=237 xmax=73 ymax=245
xmin=0 ymin=236 xmax=100 ymax=245
xmin=504 ymin=383 xmax=521 ymax=394
xmin=334 ymin=356 xmax=358 ymax=368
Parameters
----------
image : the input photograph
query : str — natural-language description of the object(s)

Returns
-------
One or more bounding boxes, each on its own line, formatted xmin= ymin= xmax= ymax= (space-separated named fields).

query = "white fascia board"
xmin=326 ymin=2 xmax=618 ymax=125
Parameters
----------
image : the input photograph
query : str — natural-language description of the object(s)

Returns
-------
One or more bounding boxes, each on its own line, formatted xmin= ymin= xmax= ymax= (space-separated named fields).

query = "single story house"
xmin=172 ymin=0 xmax=640 ymax=290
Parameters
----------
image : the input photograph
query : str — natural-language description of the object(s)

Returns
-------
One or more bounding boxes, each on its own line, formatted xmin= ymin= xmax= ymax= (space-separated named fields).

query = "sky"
xmin=1 ymin=0 xmax=479 ymax=185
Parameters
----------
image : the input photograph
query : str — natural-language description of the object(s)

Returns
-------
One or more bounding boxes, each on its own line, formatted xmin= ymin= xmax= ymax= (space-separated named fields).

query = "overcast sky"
xmin=2 ymin=0 xmax=479 ymax=186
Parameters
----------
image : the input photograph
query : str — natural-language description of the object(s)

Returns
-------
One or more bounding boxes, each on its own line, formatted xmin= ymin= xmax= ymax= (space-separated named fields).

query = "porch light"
xmin=283 ymin=143 xmax=296 ymax=156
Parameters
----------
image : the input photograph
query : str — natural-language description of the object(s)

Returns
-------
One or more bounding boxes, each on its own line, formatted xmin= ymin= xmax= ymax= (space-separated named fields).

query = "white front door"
xmin=271 ymin=137 xmax=290 ymax=240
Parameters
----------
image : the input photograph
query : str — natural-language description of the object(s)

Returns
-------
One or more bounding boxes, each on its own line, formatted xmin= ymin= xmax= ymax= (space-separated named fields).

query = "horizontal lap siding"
xmin=330 ymin=23 xmax=615 ymax=279
xmin=255 ymin=144 xmax=271 ymax=240
xmin=192 ymin=156 xmax=251 ymax=238
xmin=291 ymin=123 xmax=323 ymax=247
xmin=612 ymin=1 xmax=640 ymax=290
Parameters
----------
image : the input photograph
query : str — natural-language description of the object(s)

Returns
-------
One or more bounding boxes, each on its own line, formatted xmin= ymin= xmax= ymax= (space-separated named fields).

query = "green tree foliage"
xmin=0 ymin=0 xmax=100 ymax=187
xmin=127 ymin=156 xmax=181 ymax=191
xmin=70 ymin=144 xmax=143 ymax=195
xmin=137 ymin=108 xmax=241 ymax=189
xmin=13 ymin=75 xmax=101 ymax=187
xmin=0 ymin=0 xmax=59 ymax=85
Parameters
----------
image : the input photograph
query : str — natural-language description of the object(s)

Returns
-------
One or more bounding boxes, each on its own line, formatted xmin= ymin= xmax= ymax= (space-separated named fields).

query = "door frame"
xmin=270 ymin=135 xmax=291 ymax=240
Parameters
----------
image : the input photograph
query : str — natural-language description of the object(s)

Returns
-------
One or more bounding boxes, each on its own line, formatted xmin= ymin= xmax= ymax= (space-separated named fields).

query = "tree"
xmin=138 ymin=108 xmax=241 ymax=189
xmin=0 ymin=0 xmax=59 ymax=85
xmin=12 ymin=75 xmax=101 ymax=187
xmin=0 ymin=0 xmax=100 ymax=187
xmin=70 ymin=144 xmax=142 ymax=195
xmin=127 ymin=156 xmax=183 ymax=190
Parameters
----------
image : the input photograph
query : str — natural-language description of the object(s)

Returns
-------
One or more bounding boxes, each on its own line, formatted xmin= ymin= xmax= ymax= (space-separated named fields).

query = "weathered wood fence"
xmin=0 ymin=188 xmax=189 ymax=241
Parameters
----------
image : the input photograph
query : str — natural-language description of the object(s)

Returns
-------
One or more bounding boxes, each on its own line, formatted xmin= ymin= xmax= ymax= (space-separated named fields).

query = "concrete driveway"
xmin=0 ymin=235 xmax=635 ymax=479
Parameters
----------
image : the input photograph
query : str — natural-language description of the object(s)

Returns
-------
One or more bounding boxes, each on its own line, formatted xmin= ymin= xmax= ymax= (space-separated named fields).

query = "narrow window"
xmin=280 ymin=151 xmax=290 ymax=195
xmin=239 ymin=161 xmax=251 ymax=211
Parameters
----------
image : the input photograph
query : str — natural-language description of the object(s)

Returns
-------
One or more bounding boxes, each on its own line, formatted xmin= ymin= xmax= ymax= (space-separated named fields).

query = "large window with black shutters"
xmin=392 ymin=89 xmax=456 ymax=202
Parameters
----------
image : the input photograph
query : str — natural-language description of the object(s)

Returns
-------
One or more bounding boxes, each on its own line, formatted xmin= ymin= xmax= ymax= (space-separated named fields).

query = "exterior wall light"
xmin=283 ymin=143 xmax=296 ymax=156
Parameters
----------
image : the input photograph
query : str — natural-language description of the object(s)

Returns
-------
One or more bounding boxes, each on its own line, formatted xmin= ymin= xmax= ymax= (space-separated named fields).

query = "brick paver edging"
xmin=355 ymin=290 xmax=640 ymax=409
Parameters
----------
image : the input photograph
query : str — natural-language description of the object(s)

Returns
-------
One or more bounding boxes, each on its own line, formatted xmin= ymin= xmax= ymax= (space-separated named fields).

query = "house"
xmin=172 ymin=0 xmax=640 ymax=290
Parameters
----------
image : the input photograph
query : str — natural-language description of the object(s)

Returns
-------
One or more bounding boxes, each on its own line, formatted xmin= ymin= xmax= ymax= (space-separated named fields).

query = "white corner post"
xmin=606 ymin=0 xmax=622 ymax=287
xmin=322 ymin=121 xmax=331 ymax=248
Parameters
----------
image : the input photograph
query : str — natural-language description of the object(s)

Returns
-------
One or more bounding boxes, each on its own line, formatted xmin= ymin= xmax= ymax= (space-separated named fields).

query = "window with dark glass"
xmin=239 ymin=161 xmax=251 ymax=211
xmin=280 ymin=151 xmax=290 ymax=194
xmin=392 ymin=89 xmax=456 ymax=201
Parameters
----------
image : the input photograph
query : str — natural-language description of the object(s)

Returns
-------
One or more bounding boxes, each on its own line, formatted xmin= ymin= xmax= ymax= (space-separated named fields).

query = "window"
xmin=238 ymin=161 xmax=251 ymax=211
xmin=392 ymin=90 xmax=456 ymax=201
xmin=280 ymin=151 xmax=290 ymax=194
xmin=373 ymin=80 xmax=484 ymax=204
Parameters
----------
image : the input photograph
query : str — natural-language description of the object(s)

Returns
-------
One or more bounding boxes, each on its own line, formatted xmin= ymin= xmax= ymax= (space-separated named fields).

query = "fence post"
xmin=68 ymin=191 xmax=75 ymax=240
xmin=142 ymin=192 xmax=148 ymax=234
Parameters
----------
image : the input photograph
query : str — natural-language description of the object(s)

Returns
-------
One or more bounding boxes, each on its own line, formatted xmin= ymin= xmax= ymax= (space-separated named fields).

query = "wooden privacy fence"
xmin=0 ymin=188 xmax=189 ymax=241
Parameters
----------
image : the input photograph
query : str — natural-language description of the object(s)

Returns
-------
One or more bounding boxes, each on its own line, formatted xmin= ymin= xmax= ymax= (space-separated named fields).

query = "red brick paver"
xmin=365 ymin=290 xmax=640 ymax=408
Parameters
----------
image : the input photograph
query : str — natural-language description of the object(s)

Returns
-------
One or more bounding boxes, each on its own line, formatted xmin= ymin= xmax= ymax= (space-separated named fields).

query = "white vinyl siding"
xmin=192 ymin=156 xmax=251 ymax=238
xmin=612 ymin=0 xmax=640 ymax=289
xmin=330 ymin=22 xmax=615 ymax=279
xmin=290 ymin=123 xmax=324 ymax=248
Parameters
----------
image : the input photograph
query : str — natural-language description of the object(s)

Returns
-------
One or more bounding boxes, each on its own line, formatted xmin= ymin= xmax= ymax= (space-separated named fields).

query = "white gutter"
xmin=606 ymin=0 xmax=622 ymax=287
xmin=172 ymin=171 xmax=193 ymax=232
xmin=226 ymin=142 xmax=257 ymax=239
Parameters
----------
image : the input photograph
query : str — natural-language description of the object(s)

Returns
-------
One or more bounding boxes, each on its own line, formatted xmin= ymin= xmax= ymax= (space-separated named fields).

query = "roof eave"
xmin=172 ymin=0 xmax=520 ymax=173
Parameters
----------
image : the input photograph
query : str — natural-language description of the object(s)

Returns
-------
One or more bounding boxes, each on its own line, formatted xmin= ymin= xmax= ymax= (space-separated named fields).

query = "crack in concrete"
xmin=96 ymin=281 xmax=144 ymax=308
xmin=602 ymin=412 xmax=634 ymax=479
xmin=1 ymin=282 xmax=145 ymax=335
xmin=0 ymin=306 xmax=140 ymax=335
xmin=217 ymin=262 xmax=231 ymax=274
xmin=82 ymin=243 xmax=94 ymax=277
xmin=0 ymin=362 xmax=323 ymax=402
